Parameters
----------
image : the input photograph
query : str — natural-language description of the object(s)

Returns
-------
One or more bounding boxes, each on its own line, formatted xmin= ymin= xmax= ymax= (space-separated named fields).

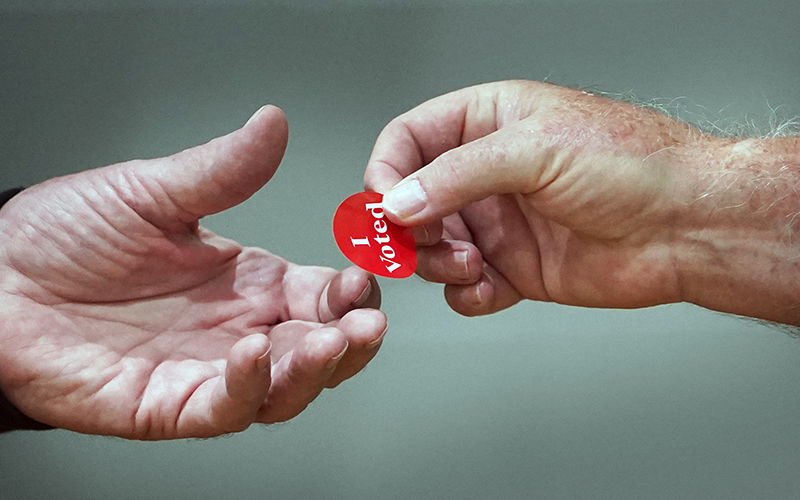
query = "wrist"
xmin=673 ymin=136 xmax=800 ymax=325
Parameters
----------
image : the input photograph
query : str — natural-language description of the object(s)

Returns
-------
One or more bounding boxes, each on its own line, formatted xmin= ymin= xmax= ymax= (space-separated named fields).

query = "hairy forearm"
xmin=675 ymin=136 xmax=800 ymax=326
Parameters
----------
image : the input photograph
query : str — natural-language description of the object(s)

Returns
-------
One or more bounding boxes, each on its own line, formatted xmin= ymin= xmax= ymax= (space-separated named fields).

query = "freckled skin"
xmin=366 ymin=80 xmax=800 ymax=326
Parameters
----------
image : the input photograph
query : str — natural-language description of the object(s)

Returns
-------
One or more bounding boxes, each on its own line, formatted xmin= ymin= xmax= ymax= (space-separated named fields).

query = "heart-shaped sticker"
xmin=333 ymin=192 xmax=417 ymax=278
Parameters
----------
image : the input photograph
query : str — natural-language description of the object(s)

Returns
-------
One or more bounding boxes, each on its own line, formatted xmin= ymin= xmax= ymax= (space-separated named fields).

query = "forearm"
xmin=675 ymin=136 xmax=800 ymax=326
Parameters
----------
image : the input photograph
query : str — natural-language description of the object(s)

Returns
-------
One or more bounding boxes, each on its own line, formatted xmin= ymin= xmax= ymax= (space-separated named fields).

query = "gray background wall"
xmin=1 ymin=1 xmax=799 ymax=499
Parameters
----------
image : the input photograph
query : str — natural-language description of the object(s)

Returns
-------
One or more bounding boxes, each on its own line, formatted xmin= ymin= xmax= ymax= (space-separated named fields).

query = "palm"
xmin=443 ymin=185 xmax=678 ymax=311
xmin=0 ymin=107 xmax=386 ymax=438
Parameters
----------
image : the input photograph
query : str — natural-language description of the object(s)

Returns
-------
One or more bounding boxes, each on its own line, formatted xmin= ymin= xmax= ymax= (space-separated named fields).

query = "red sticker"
xmin=333 ymin=192 xmax=417 ymax=279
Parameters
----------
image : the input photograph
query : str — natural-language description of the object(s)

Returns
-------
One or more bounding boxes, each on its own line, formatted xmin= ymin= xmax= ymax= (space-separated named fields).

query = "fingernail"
xmin=366 ymin=325 xmax=388 ymax=350
xmin=468 ymin=275 xmax=492 ymax=306
xmin=352 ymin=281 xmax=373 ymax=308
xmin=454 ymin=250 xmax=469 ymax=280
xmin=256 ymin=345 xmax=272 ymax=372
xmin=415 ymin=224 xmax=431 ymax=245
xmin=245 ymin=105 xmax=268 ymax=126
xmin=325 ymin=343 xmax=348 ymax=371
xmin=468 ymin=284 xmax=483 ymax=305
xmin=383 ymin=178 xmax=427 ymax=219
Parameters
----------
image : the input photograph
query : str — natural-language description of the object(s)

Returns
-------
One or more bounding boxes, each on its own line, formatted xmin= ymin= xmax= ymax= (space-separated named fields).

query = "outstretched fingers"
xmin=255 ymin=308 xmax=387 ymax=423
xmin=256 ymin=327 xmax=348 ymax=424
xmin=175 ymin=334 xmax=272 ymax=438
xmin=325 ymin=308 xmax=387 ymax=388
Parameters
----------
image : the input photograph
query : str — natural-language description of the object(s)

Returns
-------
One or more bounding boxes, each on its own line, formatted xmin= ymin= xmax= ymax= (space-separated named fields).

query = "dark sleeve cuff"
xmin=0 ymin=187 xmax=25 ymax=207
xmin=1 ymin=186 xmax=55 ymax=432
xmin=0 ymin=391 xmax=54 ymax=432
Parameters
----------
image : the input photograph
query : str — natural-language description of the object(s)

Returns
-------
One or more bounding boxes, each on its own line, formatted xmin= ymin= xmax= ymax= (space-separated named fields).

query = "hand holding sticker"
xmin=333 ymin=192 xmax=417 ymax=278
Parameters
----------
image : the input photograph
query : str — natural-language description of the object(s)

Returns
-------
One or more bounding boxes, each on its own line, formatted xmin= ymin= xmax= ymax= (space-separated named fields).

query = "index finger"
xmin=364 ymin=83 xmax=502 ymax=194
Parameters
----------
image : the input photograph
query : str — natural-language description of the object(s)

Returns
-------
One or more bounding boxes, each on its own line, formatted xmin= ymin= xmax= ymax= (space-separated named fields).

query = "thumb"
xmin=135 ymin=105 xmax=289 ymax=226
xmin=381 ymin=125 xmax=550 ymax=226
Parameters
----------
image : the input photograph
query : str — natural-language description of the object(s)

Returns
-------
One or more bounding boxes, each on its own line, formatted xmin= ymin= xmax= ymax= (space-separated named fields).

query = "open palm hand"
xmin=0 ymin=107 xmax=385 ymax=439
